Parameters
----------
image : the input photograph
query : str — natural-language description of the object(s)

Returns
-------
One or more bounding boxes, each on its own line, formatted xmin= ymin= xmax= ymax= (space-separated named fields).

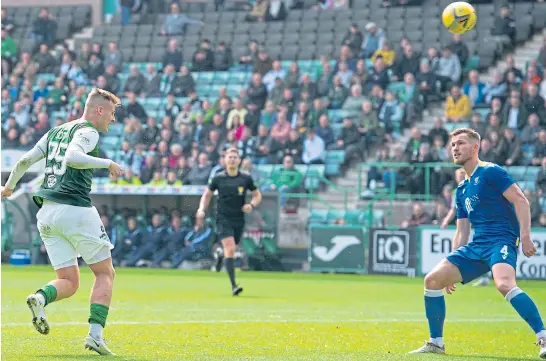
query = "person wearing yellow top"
xmin=111 ymin=169 xmax=142 ymax=185
xmin=146 ymin=171 xmax=166 ymax=185
xmin=371 ymin=42 xmax=396 ymax=67
xmin=445 ymin=85 xmax=471 ymax=123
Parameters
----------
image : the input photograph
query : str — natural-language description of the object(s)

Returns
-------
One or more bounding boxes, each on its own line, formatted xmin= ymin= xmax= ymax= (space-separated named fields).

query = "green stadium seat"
xmin=305 ymin=165 xmax=324 ymax=190
xmin=213 ymin=72 xmax=230 ymax=83
xmin=444 ymin=122 xmax=469 ymax=132
xmin=464 ymin=55 xmax=480 ymax=73
xmin=100 ymin=136 xmax=120 ymax=151
xmin=507 ymin=166 xmax=527 ymax=182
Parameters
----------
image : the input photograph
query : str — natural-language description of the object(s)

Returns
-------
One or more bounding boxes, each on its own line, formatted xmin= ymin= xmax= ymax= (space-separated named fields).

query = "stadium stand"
xmin=2 ymin=0 xmax=546 ymax=268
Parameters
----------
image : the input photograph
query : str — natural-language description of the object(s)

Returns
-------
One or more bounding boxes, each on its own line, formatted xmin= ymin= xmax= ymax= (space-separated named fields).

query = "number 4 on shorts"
xmin=500 ymin=245 xmax=508 ymax=260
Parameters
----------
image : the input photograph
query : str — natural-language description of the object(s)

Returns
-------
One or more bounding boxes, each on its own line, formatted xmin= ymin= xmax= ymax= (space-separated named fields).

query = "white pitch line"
xmin=2 ymin=318 xmax=523 ymax=327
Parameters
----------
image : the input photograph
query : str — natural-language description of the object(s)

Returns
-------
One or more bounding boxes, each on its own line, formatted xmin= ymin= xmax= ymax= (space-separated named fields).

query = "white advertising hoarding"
xmin=420 ymin=227 xmax=546 ymax=280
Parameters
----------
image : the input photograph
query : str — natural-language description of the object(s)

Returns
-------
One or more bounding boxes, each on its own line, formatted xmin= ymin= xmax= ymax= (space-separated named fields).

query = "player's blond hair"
xmin=450 ymin=128 xmax=481 ymax=143
xmin=86 ymin=88 xmax=121 ymax=109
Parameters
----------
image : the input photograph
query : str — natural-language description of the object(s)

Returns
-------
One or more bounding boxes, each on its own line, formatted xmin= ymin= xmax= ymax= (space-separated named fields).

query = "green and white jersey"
xmin=33 ymin=119 xmax=103 ymax=208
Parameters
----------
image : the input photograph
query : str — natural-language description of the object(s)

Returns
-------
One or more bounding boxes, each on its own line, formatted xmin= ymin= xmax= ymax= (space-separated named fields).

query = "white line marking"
xmin=2 ymin=318 xmax=523 ymax=328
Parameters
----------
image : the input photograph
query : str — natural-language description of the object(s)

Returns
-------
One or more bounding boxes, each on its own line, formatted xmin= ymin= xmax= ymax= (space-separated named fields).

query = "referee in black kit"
xmin=196 ymin=148 xmax=262 ymax=296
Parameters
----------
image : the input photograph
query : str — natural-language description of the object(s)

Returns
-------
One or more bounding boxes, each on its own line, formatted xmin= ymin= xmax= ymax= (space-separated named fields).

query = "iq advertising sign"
xmin=368 ymin=229 xmax=417 ymax=276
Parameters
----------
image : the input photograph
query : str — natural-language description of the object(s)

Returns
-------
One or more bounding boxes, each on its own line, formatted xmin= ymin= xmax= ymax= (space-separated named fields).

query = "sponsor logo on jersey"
xmin=46 ymin=175 xmax=57 ymax=188
xmin=78 ymin=134 xmax=90 ymax=145
xmin=238 ymin=186 xmax=244 ymax=195
xmin=474 ymin=176 xmax=480 ymax=185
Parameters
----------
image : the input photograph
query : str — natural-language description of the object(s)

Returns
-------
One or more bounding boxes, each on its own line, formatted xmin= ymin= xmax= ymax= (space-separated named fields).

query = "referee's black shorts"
xmin=216 ymin=217 xmax=245 ymax=245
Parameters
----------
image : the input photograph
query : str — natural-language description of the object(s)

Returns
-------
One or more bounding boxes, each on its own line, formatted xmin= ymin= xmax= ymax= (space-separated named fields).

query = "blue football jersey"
xmin=455 ymin=161 xmax=519 ymax=244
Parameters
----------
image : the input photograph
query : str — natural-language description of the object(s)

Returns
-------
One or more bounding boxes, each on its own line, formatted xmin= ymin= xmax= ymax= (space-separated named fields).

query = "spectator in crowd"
xmin=263 ymin=61 xmax=286 ymax=92
xmin=398 ymin=72 xmax=421 ymax=124
xmin=302 ymin=129 xmax=325 ymax=165
xmin=283 ymin=129 xmax=303 ymax=164
xmin=161 ymin=3 xmax=203 ymax=36
xmin=342 ymin=84 xmax=367 ymax=111
xmin=484 ymin=71 xmax=507 ymax=104
xmin=448 ymin=34 xmax=469 ymax=67
xmin=1 ymin=8 xmax=15 ymax=34
xmin=393 ymin=44 xmax=420 ymax=81
xmin=401 ymin=202 xmax=432 ymax=228
xmin=462 ymin=70 xmax=486 ymax=108
xmin=126 ymin=213 xmax=168 ymax=267
xmin=378 ymin=90 xmax=403 ymax=135
xmin=431 ymin=200 xmax=449 ymax=226
xmin=371 ymin=42 xmax=395 ymax=68
xmin=342 ymin=24 xmax=363 ymax=57
xmin=213 ymin=42 xmax=233 ymax=71
xmin=30 ymin=8 xmax=57 ymax=45
xmin=253 ymin=124 xmax=273 ymax=164
xmin=498 ymin=127 xmax=521 ymax=166
xmin=327 ymin=75 xmax=349 ymax=109
xmin=428 ymin=117 xmax=449 ymax=145
xmin=532 ymin=130 xmax=546 ymax=165
xmin=367 ymin=56 xmax=390 ymax=91
xmin=13 ymin=52 xmax=38 ymax=82
xmin=523 ymin=83 xmax=546 ymax=120
xmin=315 ymin=114 xmax=335 ymax=148
xmin=265 ymin=0 xmax=287 ymax=21
xmin=33 ymin=44 xmax=57 ymax=74
xmin=335 ymin=117 xmax=361 ymax=165
xmin=269 ymin=155 xmax=303 ymax=209
xmin=270 ymin=112 xmax=291 ymax=144
xmin=171 ymin=217 xmax=213 ymax=269
xmin=246 ymin=0 xmax=269 ymax=22
xmin=501 ymin=92 xmax=528 ymax=130
xmin=112 ymin=217 xmax=141 ymax=266
xmin=469 ymin=112 xmax=487 ymax=138
xmin=186 ymin=152 xmax=212 ymax=185
xmin=104 ymin=42 xmax=123 ymax=73
xmin=149 ymin=215 xmax=187 ymax=267
xmin=162 ymin=38 xmax=183 ymax=70
xmin=491 ymin=4 xmax=516 ymax=46
xmin=520 ymin=113 xmax=542 ymax=146
xmin=445 ymin=85 xmax=471 ymax=123
xmin=435 ymin=47 xmax=461 ymax=91
xmin=119 ymin=0 xmax=141 ymax=25
xmin=125 ymin=92 xmax=147 ymax=121
xmin=247 ymin=72 xmax=268 ymax=109
xmin=360 ymin=22 xmax=385 ymax=59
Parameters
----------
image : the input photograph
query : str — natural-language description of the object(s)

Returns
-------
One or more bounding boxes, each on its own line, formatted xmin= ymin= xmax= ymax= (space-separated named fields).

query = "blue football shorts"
xmin=446 ymin=239 xmax=518 ymax=284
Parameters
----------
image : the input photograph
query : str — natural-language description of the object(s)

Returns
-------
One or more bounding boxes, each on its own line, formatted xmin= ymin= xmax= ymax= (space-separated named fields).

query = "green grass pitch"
xmin=2 ymin=265 xmax=545 ymax=361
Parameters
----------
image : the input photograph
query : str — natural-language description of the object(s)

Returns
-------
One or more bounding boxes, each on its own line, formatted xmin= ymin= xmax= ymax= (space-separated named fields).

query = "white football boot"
xmin=538 ymin=338 xmax=546 ymax=359
xmin=408 ymin=341 xmax=446 ymax=354
xmin=26 ymin=294 xmax=49 ymax=335
xmin=85 ymin=335 xmax=116 ymax=356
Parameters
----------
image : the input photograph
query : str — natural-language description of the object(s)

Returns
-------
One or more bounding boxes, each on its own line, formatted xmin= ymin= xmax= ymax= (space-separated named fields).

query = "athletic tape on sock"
xmin=505 ymin=287 xmax=523 ymax=302
xmin=424 ymin=289 xmax=444 ymax=297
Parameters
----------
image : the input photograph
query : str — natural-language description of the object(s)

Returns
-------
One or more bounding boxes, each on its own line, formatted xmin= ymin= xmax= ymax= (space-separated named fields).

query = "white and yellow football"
xmin=442 ymin=2 xmax=477 ymax=35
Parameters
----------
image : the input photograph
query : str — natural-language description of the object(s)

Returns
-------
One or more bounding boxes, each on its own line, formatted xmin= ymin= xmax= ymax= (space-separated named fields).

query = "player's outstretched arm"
xmin=65 ymin=128 xmax=115 ymax=170
xmin=452 ymin=218 xmax=470 ymax=251
xmin=503 ymin=183 xmax=536 ymax=257
xmin=1 ymin=134 xmax=48 ymax=197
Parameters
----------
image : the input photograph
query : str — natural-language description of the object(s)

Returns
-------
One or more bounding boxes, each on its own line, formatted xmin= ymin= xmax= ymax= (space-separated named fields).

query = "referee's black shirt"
xmin=208 ymin=171 xmax=257 ymax=221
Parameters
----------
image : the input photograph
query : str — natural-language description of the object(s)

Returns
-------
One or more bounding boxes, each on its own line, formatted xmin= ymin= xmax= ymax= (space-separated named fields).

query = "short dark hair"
xmin=224 ymin=148 xmax=240 ymax=156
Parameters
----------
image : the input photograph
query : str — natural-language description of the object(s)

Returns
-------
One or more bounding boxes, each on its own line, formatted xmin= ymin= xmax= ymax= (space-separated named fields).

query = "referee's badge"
xmin=238 ymin=186 xmax=244 ymax=195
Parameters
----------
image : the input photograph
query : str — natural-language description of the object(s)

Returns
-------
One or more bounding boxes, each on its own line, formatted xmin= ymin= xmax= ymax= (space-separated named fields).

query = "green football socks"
xmin=37 ymin=285 xmax=57 ymax=306
xmin=89 ymin=303 xmax=109 ymax=328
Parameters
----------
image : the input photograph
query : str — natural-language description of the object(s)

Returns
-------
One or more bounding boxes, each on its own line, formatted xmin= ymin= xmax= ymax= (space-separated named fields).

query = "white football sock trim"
xmin=505 ymin=287 xmax=523 ymax=302
xmin=424 ymin=289 xmax=444 ymax=297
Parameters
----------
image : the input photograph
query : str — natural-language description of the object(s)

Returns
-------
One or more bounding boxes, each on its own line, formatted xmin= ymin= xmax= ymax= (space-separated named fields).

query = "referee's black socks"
xmin=225 ymin=258 xmax=236 ymax=288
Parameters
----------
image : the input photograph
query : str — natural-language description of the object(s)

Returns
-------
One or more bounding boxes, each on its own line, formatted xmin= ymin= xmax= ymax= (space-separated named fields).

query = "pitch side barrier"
xmin=308 ymin=225 xmax=546 ymax=280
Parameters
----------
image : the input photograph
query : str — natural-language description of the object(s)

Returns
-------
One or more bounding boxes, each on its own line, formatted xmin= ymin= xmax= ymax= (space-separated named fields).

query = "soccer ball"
xmin=442 ymin=2 xmax=477 ymax=35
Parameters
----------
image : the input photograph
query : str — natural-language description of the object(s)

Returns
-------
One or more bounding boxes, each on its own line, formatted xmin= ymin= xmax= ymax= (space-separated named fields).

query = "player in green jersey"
xmin=1 ymin=88 xmax=123 ymax=355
